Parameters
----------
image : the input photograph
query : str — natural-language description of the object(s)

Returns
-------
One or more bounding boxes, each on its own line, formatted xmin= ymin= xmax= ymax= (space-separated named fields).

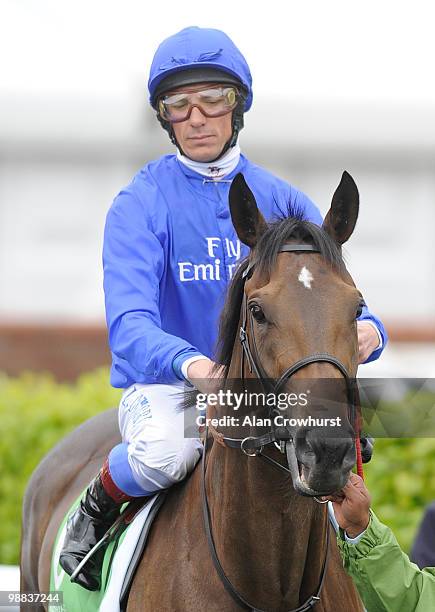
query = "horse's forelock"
xmin=255 ymin=209 xmax=345 ymax=278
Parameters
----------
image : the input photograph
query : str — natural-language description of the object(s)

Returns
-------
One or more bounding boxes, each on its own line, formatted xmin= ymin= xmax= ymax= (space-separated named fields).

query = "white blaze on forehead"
xmin=298 ymin=266 xmax=314 ymax=289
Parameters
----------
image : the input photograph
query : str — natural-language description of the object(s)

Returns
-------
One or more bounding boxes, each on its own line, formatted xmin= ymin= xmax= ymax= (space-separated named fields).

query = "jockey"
xmin=59 ymin=25 xmax=387 ymax=590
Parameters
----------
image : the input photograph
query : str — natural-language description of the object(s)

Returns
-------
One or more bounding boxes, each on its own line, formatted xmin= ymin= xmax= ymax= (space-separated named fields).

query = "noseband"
xmin=201 ymin=243 xmax=360 ymax=612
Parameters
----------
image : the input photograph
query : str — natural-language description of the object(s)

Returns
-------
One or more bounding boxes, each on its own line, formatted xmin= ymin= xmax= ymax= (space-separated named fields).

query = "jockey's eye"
xmin=355 ymin=300 xmax=366 ymax=319
xmin=249 ymin=303 xmax=266 ymax=323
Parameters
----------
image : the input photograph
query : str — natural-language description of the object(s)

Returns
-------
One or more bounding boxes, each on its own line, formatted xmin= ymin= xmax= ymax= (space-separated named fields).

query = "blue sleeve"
xmin=172 ymin=348 xmax=204 ymax=381
xmin=103 ymin=189 xmax=199 ymax=384
xmin=357 ymin=304 xmax=388 ymax=363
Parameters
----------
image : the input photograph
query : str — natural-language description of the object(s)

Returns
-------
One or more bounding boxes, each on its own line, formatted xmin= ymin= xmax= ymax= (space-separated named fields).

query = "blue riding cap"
xmin=148 ymin=26 xmax=253 ymax=112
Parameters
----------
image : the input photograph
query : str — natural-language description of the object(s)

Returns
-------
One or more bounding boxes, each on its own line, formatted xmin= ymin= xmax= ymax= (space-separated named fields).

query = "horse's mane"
xmin=215 ymin=203 xmax=345 ymax=375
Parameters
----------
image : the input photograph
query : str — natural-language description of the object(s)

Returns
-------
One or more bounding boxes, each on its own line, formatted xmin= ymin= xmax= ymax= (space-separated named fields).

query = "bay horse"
xmin=21 ymin=171 xmax=364 ymax=610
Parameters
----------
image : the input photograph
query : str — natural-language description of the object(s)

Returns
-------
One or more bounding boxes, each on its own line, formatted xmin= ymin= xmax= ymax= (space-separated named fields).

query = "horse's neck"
xmin=205 ymin=349 xmax=328 ymax=608
xmin=206 ymin=442 xmax=327 ymax=608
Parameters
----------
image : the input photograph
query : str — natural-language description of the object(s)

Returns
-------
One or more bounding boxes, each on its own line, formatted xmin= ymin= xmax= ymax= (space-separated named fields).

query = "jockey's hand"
xmin=323 ymin=473 xmax=371 ymax=538
xmin=357 ymin=321 xmax=380 ymax=364
xmin=186 ymin=358 xmax=224 ymax=395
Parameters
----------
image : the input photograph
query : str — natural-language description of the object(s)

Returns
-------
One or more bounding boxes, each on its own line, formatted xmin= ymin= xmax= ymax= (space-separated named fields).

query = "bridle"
xmin=201 ymin=243 xmax=361 ymax=611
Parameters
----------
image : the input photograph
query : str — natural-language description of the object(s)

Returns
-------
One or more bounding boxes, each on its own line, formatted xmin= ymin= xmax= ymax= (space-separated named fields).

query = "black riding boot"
xmin=59 ymin=460 xmax=133 ymax=591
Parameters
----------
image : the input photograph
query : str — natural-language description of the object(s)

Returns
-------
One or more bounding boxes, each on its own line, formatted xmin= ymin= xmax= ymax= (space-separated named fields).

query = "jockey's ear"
xmin=322 ymin=171 xmax=359 ymax=245
xmin=229 ymin=173 xmax=268 ymax=248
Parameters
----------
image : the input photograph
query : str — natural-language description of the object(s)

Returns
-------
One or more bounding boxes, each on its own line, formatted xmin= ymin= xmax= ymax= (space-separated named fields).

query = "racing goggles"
xmin=158 ymin=85 xmax=239 ymax=123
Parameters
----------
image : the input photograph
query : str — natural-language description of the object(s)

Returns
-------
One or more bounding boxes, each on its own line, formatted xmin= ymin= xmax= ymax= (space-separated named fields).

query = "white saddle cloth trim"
xmin=99 ymin=494 xmax=161 ymax=612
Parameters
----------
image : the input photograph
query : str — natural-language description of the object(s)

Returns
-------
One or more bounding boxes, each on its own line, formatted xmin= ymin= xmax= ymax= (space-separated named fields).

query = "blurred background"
xmin=1 ymin=0 xmax=435 ymax=379
xmin=1 ymin=0 xmax=435 ymax=594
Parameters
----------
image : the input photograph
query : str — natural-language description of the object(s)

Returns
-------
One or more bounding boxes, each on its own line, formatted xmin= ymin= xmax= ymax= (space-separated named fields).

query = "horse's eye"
xmin=249 ymin=304 xmax=266 ymax=323
xmin=355 ymin=300 xmax=366 ymax=319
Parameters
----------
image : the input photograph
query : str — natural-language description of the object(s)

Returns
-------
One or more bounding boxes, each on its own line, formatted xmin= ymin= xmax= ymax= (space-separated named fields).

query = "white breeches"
xmin=118 ymin=383 xmax=203 ymax=493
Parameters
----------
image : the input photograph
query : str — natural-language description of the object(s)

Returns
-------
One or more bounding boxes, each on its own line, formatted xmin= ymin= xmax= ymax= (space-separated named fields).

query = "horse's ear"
xmin=229 ymin=173 xmax=268 ymax=248
xmin=322 ymin=171 xmax=359 ymax=245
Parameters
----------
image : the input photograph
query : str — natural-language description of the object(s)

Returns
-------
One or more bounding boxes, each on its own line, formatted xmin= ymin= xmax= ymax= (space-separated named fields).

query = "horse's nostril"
xmin=300 ymin=429 xmax=355 ymax=465
xmin=303 ymin=440 xmax=315 ymax=456
xmin=295 ymin=439 xmax=317 ymax=467
xmin=343 ymin=440 xmax=357 ymax=466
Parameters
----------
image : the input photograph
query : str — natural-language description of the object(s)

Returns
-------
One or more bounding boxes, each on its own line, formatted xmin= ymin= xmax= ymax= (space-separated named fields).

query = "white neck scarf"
xmin=177 ymin=143 xmax=241 ymax=179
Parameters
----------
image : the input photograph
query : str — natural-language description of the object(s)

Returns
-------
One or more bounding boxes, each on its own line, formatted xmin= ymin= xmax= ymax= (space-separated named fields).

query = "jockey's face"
xmin=169 ymin=82 xmax=233 ymax=162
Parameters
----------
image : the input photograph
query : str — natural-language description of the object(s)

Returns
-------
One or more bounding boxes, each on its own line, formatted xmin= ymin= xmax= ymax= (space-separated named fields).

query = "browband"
xmin=242 ymin=244 xmax=320 ymax=279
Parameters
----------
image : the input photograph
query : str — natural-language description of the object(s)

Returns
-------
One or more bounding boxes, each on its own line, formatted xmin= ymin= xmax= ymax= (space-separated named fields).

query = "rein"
xmin=201 ymin=431 xmax=330 ymax=612
xmin=201 ymin=243 xmax=363 ymax=611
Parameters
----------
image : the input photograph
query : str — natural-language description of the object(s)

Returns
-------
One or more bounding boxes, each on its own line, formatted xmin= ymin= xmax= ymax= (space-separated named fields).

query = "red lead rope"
xmin=354 ymin=410 xmax=364 ymax=479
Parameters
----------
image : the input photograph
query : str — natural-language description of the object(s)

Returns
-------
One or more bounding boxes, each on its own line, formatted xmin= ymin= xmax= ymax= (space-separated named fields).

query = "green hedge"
xmin=0 ymin=369 xmax=121 ymax=565
xmin=1 ymin=370 xmax=435 ymax=565
xmin=364 ymin=437 xmax=435 ymax=554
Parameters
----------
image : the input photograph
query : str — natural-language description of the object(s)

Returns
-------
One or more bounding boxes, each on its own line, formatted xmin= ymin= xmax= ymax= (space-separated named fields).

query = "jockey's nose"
xmin=189 ymin=106 xmax=207 ymax=126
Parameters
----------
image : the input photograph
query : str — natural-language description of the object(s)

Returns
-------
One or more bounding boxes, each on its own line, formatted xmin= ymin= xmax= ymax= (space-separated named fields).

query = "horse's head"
xmin=219 ymin=171 xmax=363 ymax=496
